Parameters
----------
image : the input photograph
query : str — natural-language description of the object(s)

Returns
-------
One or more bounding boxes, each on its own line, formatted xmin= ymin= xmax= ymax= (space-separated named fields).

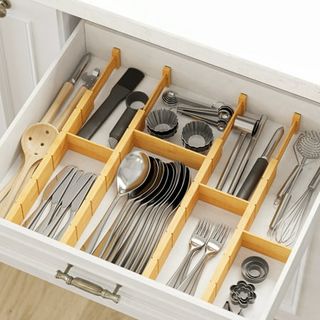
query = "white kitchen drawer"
xmin=0 ymin=20 xmax=320 ymax=320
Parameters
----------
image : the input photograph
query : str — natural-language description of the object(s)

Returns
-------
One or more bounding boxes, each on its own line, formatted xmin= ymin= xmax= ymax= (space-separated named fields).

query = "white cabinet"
xmin=0 ymin=2 xmax=320 ymax=320
xmin=0 ymin=0 xmax=78 ymax=133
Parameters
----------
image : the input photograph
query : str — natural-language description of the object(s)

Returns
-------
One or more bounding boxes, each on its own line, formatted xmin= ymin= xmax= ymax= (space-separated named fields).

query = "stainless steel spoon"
xmin=86 ymin=151 xmax=150 ymax=253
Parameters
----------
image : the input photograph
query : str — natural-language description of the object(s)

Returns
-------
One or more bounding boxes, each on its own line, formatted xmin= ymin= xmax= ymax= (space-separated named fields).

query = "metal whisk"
xmin=271 ymin=165 xmax=320 ymax=246
xmin=269 ymin=131 xmax=320 ymax=231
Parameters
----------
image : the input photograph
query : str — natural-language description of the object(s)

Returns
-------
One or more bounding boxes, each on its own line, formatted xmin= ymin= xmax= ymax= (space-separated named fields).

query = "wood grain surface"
xmin=0 ymin=263 xmax=134 ymax=320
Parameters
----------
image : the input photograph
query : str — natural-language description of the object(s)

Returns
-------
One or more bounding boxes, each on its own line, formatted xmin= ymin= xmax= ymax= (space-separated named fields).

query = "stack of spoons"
xmin=84 ymin=151 xmax=191 ymax=274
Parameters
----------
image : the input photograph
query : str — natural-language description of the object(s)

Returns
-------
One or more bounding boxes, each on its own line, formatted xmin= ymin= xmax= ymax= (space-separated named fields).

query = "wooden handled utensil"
xmin=41 ymin=53 xmax=91 ymax=123
xmin=0 ymin=54 xmax=91 ymax=207
xmin=0 ymin=123 xmax=58 ymax=218
xmin=54 ymin=68 xmax=100 ymax=131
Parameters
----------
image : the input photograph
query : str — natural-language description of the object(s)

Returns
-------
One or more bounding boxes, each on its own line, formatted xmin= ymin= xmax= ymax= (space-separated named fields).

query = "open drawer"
xmin=1 ymin=20 xmax=320 ymax=320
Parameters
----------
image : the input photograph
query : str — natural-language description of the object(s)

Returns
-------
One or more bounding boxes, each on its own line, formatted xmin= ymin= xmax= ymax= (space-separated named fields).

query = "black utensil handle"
xmin=108 ymin=107 xmax=138 ymax=148
xmin=236 ymin=157 xmax=268 ymax=200
xmin=78 ymin=85 xmax=130 ymax=139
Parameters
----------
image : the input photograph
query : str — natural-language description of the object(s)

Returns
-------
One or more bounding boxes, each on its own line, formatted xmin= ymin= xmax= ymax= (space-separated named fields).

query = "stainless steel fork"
xmin=167 ymin=219 xmax=212 ymax=288
xmin=178 ymin=223 xmax=230 ymax=295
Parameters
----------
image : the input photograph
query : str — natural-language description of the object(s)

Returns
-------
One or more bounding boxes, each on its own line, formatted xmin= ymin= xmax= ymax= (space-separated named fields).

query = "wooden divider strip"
xmin=62 ymin=47 xmax=121 ymax=134
xmin=66 ymin=133 xmax=112 ymax=163
xmin=5 ymin=179 xmax=39 ymax=223
xmin=201 ymin=112 xmax=300 ymax=302
xmin=205 ymin=93 xmax=247 ymax=174
xmin=141 ymin=66 xmax=172 ymax=117
xmin=133 ymin=130 xmax=205 ymax=170
xmin=242 ymin=231 xmax=291 ymax=263
xmin=61 ymin=105 xmax=84 ymax=134
xmin=199 ymin=184 xmax=248 ymax=215
xmin=62 ymin=66 xmax=172 ymax=245
xmin=202 ymin=229 xmax=243 ymax=302
xmin=218 ymin=93 xmax=247 ymax=143
xmin=194 ymin=156 xmax=217 ymax=184
xmin=91 ymin=48 xmax=121 ymax=100
xmin=275 ymin=113 xmax=301 ymax=161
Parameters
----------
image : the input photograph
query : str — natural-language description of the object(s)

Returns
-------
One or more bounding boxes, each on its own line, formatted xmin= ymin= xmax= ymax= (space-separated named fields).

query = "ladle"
xmin=86 ymin=151 xmax=150 ymax=253
xmin=0 ymin=123 xmax=58 ymax=217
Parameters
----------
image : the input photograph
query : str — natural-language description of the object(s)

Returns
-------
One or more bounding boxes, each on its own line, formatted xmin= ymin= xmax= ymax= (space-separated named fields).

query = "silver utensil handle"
xmin=86 ymin=194 xmax=121 ymax=254
xmin=309 ymin=166 xmax=320 ymax=190
xmin=178 ymin=96 xmax=214 ymax=110
xmin=228 ymin=136 xmax=253 ymax=195
xmin=269 ymin=193 xmax=292 ymax=230
xmin=167 ymin=248 xmax=199 ymax=288
xmin=228 ymin=115 xmax=267 ymax=195
xmin=274 ymin=165 xmax=299 ymax=205
xmin=99 ymin=199 xmax=135 ymax=259
xmin=178 ymin=253 xmax=209 ymax=295
xmin=56 ymin=264 xmax=120 ymax=303
xmin=270 ymin=163 xmax=305 ymax=230
xmin=216 ymin=131 xmax=247 ymax=190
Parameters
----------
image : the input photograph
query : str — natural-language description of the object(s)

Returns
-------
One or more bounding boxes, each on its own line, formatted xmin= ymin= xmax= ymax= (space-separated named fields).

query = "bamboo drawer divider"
xmin=59 ymin=66 xmax=173 ymax=245
xmin=4 ymin=44 xmax=301 ymax=306
xmin=139 ymin=98 xmax=300 ymax=303
xmin=5 ymin=133 xmax=112 ymax=225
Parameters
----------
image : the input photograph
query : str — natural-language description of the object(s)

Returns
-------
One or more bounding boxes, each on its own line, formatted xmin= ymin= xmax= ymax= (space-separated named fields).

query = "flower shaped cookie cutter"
xmin=230 ymin=280 xmax=256 ymax=308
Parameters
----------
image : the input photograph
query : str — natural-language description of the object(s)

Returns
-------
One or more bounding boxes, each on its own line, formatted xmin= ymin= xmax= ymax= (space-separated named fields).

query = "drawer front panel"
xmin=0 ymin=220 xmax=234 ymax=320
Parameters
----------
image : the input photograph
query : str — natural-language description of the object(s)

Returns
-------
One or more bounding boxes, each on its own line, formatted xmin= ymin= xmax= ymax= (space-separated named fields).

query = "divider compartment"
xmin=211 ymin=231 xmax=291 ymax=320
xmin=64 ymin=127 xmax=206 ymax=251
xmin=5 ymin=133 xmax=111 ymax=229
xmin=155 ymin=185 xmax=247 ymax=298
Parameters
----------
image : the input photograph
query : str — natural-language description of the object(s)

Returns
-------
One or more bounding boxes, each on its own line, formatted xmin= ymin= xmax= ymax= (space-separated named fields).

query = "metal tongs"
xmin=23 ymin=166 xmax=96 ymax=240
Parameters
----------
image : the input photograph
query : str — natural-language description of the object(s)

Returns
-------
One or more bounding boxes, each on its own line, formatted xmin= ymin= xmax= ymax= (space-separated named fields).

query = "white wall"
xmin=0 ymin=96 xmax=7 ymax=136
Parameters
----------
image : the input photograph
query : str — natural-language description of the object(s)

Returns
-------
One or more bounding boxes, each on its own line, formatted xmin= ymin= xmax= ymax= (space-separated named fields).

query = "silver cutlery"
xmin=89 ymin=152 xmax=191 ymax=275
xmin=125 ymin=162 xmax=183 ymax=271
xmin=95 ymin=158 xmax=161 ymax=258
xmin=85 ymin=151 xmax=150 ymax=253
xmin=167 ymin=219 xmax=212 ymax=289
xmin=269 ymin=131 xmax=320 ymax=232
xmin=23 ymin=166 xmax=76 ymax=229
xmin=108 ymin=162 xmax=174 ymax=264
xmin=178 ymin=223 xmax=230 ymax=295
xmin=41 ymin=169 xmax=85 ymax=237
xmin=32 ymin=167 xmax=78 ymax=233
xmin=53 ymin=173 xmax=97 ymax=240
xmin=271 ymin=165 xmax=320 ymax=246
xmin=134 ymin=165 xmax=191 ymax=274
xmin=24 ymin=166 xmax=96 ymax=240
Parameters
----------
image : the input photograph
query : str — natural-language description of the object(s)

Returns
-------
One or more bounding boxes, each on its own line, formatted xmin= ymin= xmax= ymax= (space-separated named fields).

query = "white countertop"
xmin=35 ymin=0 xmax=320 ymax=102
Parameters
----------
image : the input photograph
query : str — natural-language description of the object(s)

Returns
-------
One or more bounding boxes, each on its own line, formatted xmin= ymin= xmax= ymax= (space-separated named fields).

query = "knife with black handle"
xmin=78 ymin=68 xmax=145 ymax=139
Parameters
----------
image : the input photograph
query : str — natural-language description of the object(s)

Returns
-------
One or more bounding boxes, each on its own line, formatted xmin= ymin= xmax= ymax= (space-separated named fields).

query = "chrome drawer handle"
xmin=55 ymin=264 xmax=121 ymax=304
